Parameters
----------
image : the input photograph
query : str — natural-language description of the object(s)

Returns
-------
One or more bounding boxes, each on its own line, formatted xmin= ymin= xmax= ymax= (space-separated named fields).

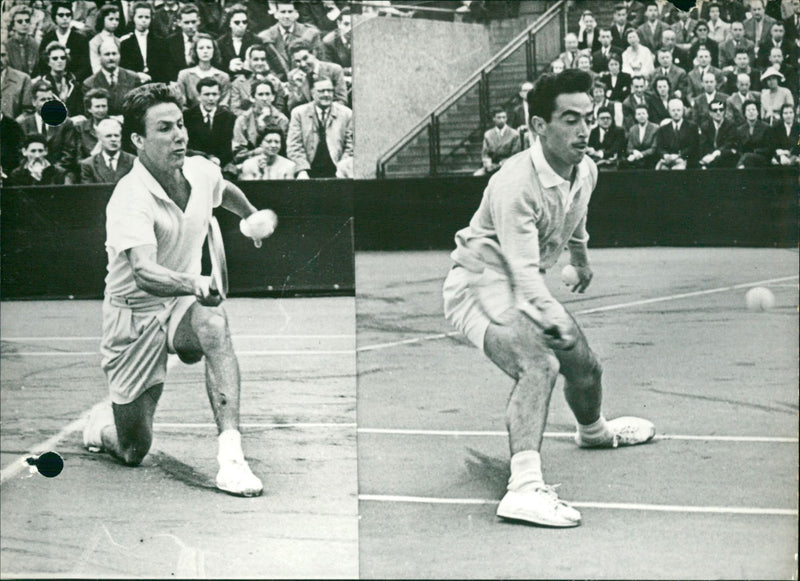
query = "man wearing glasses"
xmin=698 ymin=99 xmax=739 ymax=168
xmin=38 ymin=1 xmax=92 ymax=82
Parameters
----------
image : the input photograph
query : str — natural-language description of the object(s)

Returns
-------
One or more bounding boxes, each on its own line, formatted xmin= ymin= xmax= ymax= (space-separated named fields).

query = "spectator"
xmin=686 ymin=47 xmax=726 ymax=100
xmin=0 ymin=111 xmax=27 ymax=177
xmin=475 ymin=107 xmax=521 ymax=176
xmin=29 ymin=0 xmax=56 ymax=43
xmin=622 ymin=0 xmax=645 ymax=29
xmin=765 ymin=46 xmax=799 ymax=93
xmin=654 ymin=0 xmax=678 ymax=24
xmin=622 ymin=75 xmax=651 ymax=130
xmin=196 ymin=0 xmax=226 ymax=36
xmin=175 ymin=33 xmax=231 ymax=110
xmin=671 ymin=10 xmax=697 ymax=52
xmin=296 ymin=0 xmax=343 ymax=34
xmin=165 ymin=4 xmax=201 ymax=82
xmin=550 ymin=59 xmax=565 ymax=74
xmin=558 ymin=33 xmax=581 ymax=69
xmin=218 ymin=3 xmax=260 ymax=80
xmin=785 ymin=0 xmax=800 ymax=42
xmin=73 ymin=88 xmax=113 ymax=159
xmin=322 ymin=7 xmax=352 ymax=75
xmin=239 ymin=126 xmax=296 ymax=180
xmin=648 ymin=75 xmax=673 ymax=123
xmin=257 ymin=1 xmax=323 ymax=82
xmin=510 ymin=81 xmax=533 ymax=146
xmin=33 ymin=42 xmax=83 ymax=116
xmin=577 ymin=10 xmax=601 ymax=53
xmin=184 ymin=77 xmax=237 ymax=167
xmin=230 ymin=44 xmax=287 ymax=116
xmin=72 ymin=1 xmax=100 ymax=35
xmin=651 ymin=48 xmax=688 ymax=99
xmin=600 ymin=54 xmax=632 ymax=102
xmin=655 ymin=98 xmax=699 ymax=169
xmin=690 ymin=71 xmax=729 ymax=124
xmin=38 ymin=2 xmax=91 ymax=82
xmin=689 ymin=20 xmax=721 ymax=67
xmin=7 ymin=133 xmax=67 ymax=186
xmin=707 ymin=3 xmax=731 ymax=44
xmin=79 ymin=116 xmax=134 ymax=182
xmin=1 ymin=41 xmax=33 ymax=119
xmin=232 ymin=78 xmax=290 ymax=165
xmin=101 ymin=0 xmax=134 ymax=35
xmin=6 ymin=5 xmax=40 ymax=75
xmin=735 ymin=99 xmax=771 ymax=166
xmin=622 ymin=29 xmax=654 ymax=79
xmin=286 ymin=40 xmax=347 ymax=110
xmin=621 ymin=103 xmax=659 ymax=168
xmin=576 ymin=53 xmax=597 ymax=82
xmin=760 ymin=67 xmax=795 ymax=123
xmin=17 ymin=80 xmax=78 ymax=182
xmin=610 ymin=3 xmax=631 ymax=51
xmin=758 ymin=22 xmax=796 ymax=67
xmin=287 ymin=76 xmax=353 ymax=179
xmin=744 ymin=0 xmax=778 ymax=45
xmin=767 ymin=103 xmax=799 ymax=164
xmin=120 ymin=1 xmax=165 ymax=83
xmin=726 ymin=71 xmax=762 ymax=125
xmin=242 ymin=0 xmax=278 ymax=37
xmin=587 ymin=105 xmax=626 ymax=167
xmin=592 ymin=28 xmax=621 ymax=73
xmin=89 ymin=4 xmax=121 ymax=74
xmin=719 ymin=21 xmax=756 ymax=68
xmin=151 ymin=0 xmax=182 ymax=39
xmin=82 ymin=39 xmax=141 ymax=115
xmin=697 ymin=98 xmax=739 ymax=167
xmin=658 ymin=29 xmax=691 ymax=71
xmin=636 ymin=2 xmax=667 ymax=52
xmin=591 ymin=80 xmax=622 ymax=126
xmin=722 ymin=49 xmax=762 ymax=93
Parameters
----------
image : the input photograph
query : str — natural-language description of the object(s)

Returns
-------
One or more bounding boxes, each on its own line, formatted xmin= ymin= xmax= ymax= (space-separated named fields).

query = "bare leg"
xmin=101 ymin=383 xmax=164 ymax=466
xmin=555 ymin=312 xmax=603 ymax=426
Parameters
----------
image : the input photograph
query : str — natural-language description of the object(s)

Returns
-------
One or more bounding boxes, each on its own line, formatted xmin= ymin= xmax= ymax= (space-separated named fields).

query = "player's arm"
xmin=220 ymin=180 xmax=278 ymax=246
xmin=220 ymin=179 xmax=258 ymax=219
xmin=567 ymin=213 xmax=593 ymax=294
xmin=126 ymin=244 xmax=219 ymax=305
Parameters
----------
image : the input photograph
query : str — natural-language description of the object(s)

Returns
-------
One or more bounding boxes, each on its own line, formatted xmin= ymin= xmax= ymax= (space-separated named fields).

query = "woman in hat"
xmin=760 ymin=67 xmax=795 ymax=125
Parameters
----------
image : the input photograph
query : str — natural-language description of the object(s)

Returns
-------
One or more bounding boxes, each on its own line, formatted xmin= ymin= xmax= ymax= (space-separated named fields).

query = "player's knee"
xmin=518 ymin=351 xmax=560 ymax=383
xmin=195 ymin=310 xmax=230 ymax=352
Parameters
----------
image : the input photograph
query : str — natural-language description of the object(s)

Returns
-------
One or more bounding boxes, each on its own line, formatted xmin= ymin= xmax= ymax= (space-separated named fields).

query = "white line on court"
xmin=356 ymin=275 xmax=800 ymax=352
xmin=1 ymin=334 xmax=354 ymax=342
xmin=3 ymin=349 xmax=355 ymax=357
xmin=358 ymin=494 xmax=798 ymax=516
xmin=155 ymin=422 xmax=356 ymax=430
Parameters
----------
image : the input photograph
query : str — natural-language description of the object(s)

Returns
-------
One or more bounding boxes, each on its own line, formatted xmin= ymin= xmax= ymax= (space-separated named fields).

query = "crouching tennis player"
xmin=84 ymin=83 xmax=274 ymax=497
xmin=443 ymin=69 xmax=655 ymax=527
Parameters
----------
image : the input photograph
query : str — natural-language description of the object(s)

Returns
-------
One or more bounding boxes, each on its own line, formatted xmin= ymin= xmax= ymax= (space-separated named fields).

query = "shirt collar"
xmin=529 ymin=136 xmax=588 ymax=190
xmin=104 ymin=150 xmax=118 ymax=163
xmin=202 ymin=106 xmax=217 ymax=118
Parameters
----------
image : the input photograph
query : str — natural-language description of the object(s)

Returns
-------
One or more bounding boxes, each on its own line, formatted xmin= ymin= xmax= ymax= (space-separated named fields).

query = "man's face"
xmin=613 ymin=8 xmax=626 ymax=24
xmin=55 ymin=6 xmax=73 ymax=30
xmin=493 ymin=111 xmax=507 ymax=128
xmin=656 ymin=79 xmax=669 ymax=96
xmin=88 ymin=97 xmax=109 ymax=120
xmin=597 ymin=111 xmax=612 ymax=129
xmin=97 ymin=122 xmax=121 ymax=153
xmin=695 ymin=25 xmax=708 ymax=40
xmin=100 ymin=43 xmax=119 ymax=70
xmin=250 ymin=50 xmax=269 ymax=74
xmin=668 ymin=100 xmax=684 ymax=121
xmin=565 ymin=34 xmax=578 ymax=51
xmin=744 ymin=103 xmax=759 ymax=121
xmin=769 ymin=47 xmax=783 ymax=65
xmin=702 ymin=74 xmax=716 ymax=93
xmin=734 ymin=52 xmax=749 ymax=69
xmin=661 ymin=30 xmax=675 ymax=48
xmin=293 ymin=49 xmax=315 ymax=73
xmin=782 ymin=106 xmax=795 ymax=125
xmin=584 ymin=14 xmax=596 ymax=29
xmin=536 ymin=92 xmax=593 ymax=169
xmin=771 ymin=24 xmax=785 ymax=41
xmin=338 ymin=14 xmax=351 ymax=37
xmin=24 ymin=141 xmax=47 ymax=163
xmin=632 ymin=78 xmax=645 ymax=95
xmin=751 ymin=1 xmax=764 ymax=20
xmin=731 ymin=22 xmax=744 ymax=39
xmin=646 ymin=5 xmax=658 ymax=21
xmin=709 ymin=6 xmax=720 ymax=20
xmin=737 ymin=74 xmax=751 ymax=93
xmin=253 ymin=82 xmax=274 ymax=106
xmin=275 ymin=3 xmax=298 ymax=28
xmin=577 ymin=56 xmax=591 ymax=71
xmin=261 ymin=133 xmax=281 ymax=158
xmin=179 ymin=12 xmax=199 ymax=36
xmin=134 ymin=8 xmax=151 ymax=32
xmin=551 ymin=59 xmax=565 ymax=73
xmin=709 ymin=102 xmax=725 ymax=122
xmin=635 ymin=107 xmax=649 ymax=124
xmin=12 ymin=11 xmax=31 ymax=35
xmin=134 ymin=102 xmax=187 ymax=170
xmin=312 ymin=79 xmax=334 ymax=108
xmin=198 ymin=85 xmax=220 ymax=109
xmin=599 ymin=30 xmax=611 ymax=46
xmin=657 ymin=50 xmax=673 ymax=67
xmin=230 ymin=11 xmax=248 ymax=36
xmin=34 ymin=90 xmax=54 ymax=109
xmin=0 ymin=44 xmax=8 ymax=71
xmin=49 ymin=49 xmax=68 ymax=73
xmin=592 ymin=87 xmax=605 ymax=103
xmin=697 ymin=49 xmax=710 ymax=67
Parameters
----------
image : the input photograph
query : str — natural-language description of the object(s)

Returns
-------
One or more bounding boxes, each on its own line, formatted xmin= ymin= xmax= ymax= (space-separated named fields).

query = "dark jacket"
xmin=184 ymin=105 xmax=237 ymax=166
xmin=656 ymin=119 xmax=700 ymax=163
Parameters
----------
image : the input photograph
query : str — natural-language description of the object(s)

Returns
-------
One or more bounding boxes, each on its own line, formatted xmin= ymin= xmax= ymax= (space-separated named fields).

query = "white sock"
xmin=217 ymin=429 xmax=245 ymax=464
xmin=507 ymin=450 xmax=544 ymax=492
xmin=577 ymin=416 xmax=612 ymax=444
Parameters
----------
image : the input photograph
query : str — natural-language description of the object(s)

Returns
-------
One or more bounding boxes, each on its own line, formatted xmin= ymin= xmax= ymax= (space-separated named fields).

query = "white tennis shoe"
xmin=575 ymin=416 xmax=656 ymax=448
xmin=497 ymin=485 xmax=581 ymax=527
xmin=83 ymin=401 xmax=114 ymax=453
xmin=216 ymin=459 xmax=263 ymax=497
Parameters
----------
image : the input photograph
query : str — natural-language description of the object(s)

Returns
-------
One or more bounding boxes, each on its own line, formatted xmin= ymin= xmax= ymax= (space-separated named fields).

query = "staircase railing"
xmin=376 ymin=0 xmax=567 ymax=178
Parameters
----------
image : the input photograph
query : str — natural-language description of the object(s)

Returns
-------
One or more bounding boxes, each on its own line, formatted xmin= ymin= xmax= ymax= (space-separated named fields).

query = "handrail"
xmin=376 ymin=0 xmax=565 ymax=176
xmin=353 ymin=0 xmax=466 ymax=16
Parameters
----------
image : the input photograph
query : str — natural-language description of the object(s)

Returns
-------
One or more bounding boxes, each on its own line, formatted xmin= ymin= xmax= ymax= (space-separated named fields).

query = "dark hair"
xmin=50 ymin=1 xmax=72 ymax=19
xmin=31 ymin=79 xmax=54 ymax=97
xmin=122 ymin=83 xmax=182 ymax=146
xmin=251 ymin=77 xmax=276 ymax=98
xmin=742 ymin=99 xmax=759 ymax=114
xmin=592 ymin=80 xmax=607 ymax=92
xmin=780 ymin=103 xmax=795 ymax=114
xmin=84 ymin=87 xmax=110 ymax=110
xmin=225 ymin=3 xmax=248 ymax=27
xmin=653 ymin=75 xmax=671 ymax=91
xmin=708 ymin=2 xmax=721 ymax=11
xmin=311 ymin=75 xmax=333 ymax=89
xmin=634 ymin=103 xmax=649 ymax=112
xmin=527 ymin=69 xmax=592 ymax=122
xmin=613 ymin=3 xmax=627 ymax=13
xmin=258 ymin=124 xmax=284 ymax=146
xmin=248 ymin=44 xmax=269 ymax=61
xmin=607 ymin=53 xmax=621 ymax=65
xmin=596 ymin=106 xmax=613 ymax=117
xmin=24 ymin=133 xmax=48 ymax=148
xmin=196 ymin=76 xmax=221 ymax=93
xmin=95 ymin=4 xmax=120 ymax=33
xmin=44 ymin=41 xmax=68 ymax=60
xmin=643 ymin=1 xmax=657 ymax=10
xmin=132 ymin=1 xmax=152 ymax=17
xmin=491 ymin=106 xmax=506 ymax=117
xmin=338 ymin=6 xmax=351 ymax=19
xmin=288 ymin=39 xmax=313 ymax=57
xmin=695 ymin=19 xmax=709 ymax=32
xmin=734 ymin=48 xmax=751 ymax=58
xmin=180 ymin=4 xmax=200 ymax=18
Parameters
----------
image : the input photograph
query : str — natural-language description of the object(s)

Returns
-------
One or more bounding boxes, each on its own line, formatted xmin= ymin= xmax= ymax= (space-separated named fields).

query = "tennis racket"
xmin=207 ymin=216 xmax=229 ymax=300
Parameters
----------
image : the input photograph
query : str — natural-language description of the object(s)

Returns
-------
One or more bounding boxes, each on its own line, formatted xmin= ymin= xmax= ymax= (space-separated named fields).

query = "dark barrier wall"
xmin=1 ymin=180 xmax=354 ymax=300
xmin=354 ymin=168 xmax=798 ymax=250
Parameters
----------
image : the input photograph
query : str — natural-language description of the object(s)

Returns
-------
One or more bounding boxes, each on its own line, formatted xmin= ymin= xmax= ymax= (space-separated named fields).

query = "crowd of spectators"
xmin=483 ymin=0 xmax=799 ymax=174
xmin=1 ymin=0 xmax=353 ymax=185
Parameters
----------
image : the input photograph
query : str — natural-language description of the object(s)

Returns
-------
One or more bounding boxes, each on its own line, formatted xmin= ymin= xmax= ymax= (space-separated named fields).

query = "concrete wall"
xmin=352 ymin=16 xmax=494 ymax=179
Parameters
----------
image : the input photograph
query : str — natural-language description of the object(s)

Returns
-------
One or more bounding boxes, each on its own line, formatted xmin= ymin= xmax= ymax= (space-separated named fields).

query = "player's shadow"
xmin=463 ymin=448 xmax=508 ymax=496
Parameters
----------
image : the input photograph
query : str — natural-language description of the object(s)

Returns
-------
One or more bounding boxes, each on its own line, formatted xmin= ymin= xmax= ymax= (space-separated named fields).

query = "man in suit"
xmin=655 ymin=98 xmax=699 ymax=169
xmin=7 ymin=133 xmax=67 ymax=186
xmin=621 ymin=103 xmax=659 ymax=168
xmin=120 ymin=1 xmax=167 ymax=83
xmin=0 ymin=111 xmax=27 ymax=177
xmin=217 ymin=4 xmax=260 ymax=80
xmin=82 ymin=39 xmax=141 ymax=115
xmin=475 ymin=107 xmax=522 ymax=176
xmin=725 ymin=72 xmax=761 ymax=125
xmin=659 ymin=29 xmax=691 ymax=71
xmin=79 ymin=117 xmax=134 ymax=183
xmin=718 ymin=20 xmax=757 ymax=68
xmin=258 ymin=1 xmax=323 ymax=81
xmin=784 ymin=0 xmax=800 ymax=42
xmin=722 ymin=49 xmax=761 ymax=93
xmin=586 ymin=106 xmax=626 ymax=167
xmin=636 ymin=1 xmax=668 ymax=51
xmin=689 ymin=20 xmax=721 ymax=67
xmin=322 ymin=7 xmax=352 ymax=73
xmin=610 ymin=3 xmax=631 ymax=51
xmin=690 ymin=71 xmax=729 ymax=124
xmin=767 ymin=102 xmax=800 ymax=164
xmin=592 ymin=28 xmax=621 ymax=73
xmin=671 ymin=10 xmax=697 ymax=51
xmin=651 ymin=48 xmax=688 ymax=99
xmin=38 ymin=1 xmax=92 ymax=81
xmin=558 ymin=33 xmax=581 ymax=69
xmin=744 ymin=0 xmax=778 ymax=45
xmin=287 ymin=40 xmax=348 ymax=110
xmin=150 ymin=0 xmax=181 ymax=39
xmin=758 ymin=21 xmax=796 ymax=67
xmin=1 ymin=42 xmax=32 ymax=119
xmin=184 ymin=77 xmax=237 ymax=167
xmin=622 ymin=75 xmax=651 ymax=130
xmin=697 ymin=98 xmax=739 ymax=167
xmin=164 ymin=4 xmax=200 ymax=82
xmin=685 ymin=47 xmax=726 ymax=100
xmin=287 ymin=76 xmax=353 ymax=178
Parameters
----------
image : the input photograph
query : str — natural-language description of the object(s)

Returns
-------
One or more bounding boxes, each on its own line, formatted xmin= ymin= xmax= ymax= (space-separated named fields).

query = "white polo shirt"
xmin=104 ymin=155 xmax=224 ymax=300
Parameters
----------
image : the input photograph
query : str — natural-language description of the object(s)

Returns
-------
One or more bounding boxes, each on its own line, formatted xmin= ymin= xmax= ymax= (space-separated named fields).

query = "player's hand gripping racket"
xmin=207 ymin=216 xmax=229 ymax=300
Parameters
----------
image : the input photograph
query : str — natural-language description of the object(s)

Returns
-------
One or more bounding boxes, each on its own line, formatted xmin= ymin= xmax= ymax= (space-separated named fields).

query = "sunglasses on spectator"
xmin=710 ymin=106 xmax=724 ymax=112
xmin=232 ymin=19 xmax=248 ymax=24
xmin=57 ymin=12 xmax=72 ymax=17
xmin=51 ymin=55 xmax=67 ymax=60
xmin=15 ymin=18 xmax=31 ymax=23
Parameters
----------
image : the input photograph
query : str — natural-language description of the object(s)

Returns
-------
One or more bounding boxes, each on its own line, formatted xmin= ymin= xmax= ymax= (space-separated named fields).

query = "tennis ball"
xmin=561 ymin=265 xmax=580 ymax=286
xmin=745 ymin=287 xmax=775 ymax=311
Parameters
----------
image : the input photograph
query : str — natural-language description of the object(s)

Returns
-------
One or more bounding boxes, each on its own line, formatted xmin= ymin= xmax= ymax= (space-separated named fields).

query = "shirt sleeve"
xmin=105 ymin=187 xmax=157 ymax=257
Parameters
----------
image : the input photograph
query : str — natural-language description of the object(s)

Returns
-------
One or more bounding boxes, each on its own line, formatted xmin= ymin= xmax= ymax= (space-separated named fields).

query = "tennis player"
xmin=83 ymin=83 xmax=273 ymax=497
xmin=443 ymin=69 xmax=655 ymax=527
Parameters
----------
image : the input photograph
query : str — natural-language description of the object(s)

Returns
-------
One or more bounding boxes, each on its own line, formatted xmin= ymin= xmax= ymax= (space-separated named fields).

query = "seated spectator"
xmin=175 ymin=33 xmax=231 ymax=110
xmin=7 ymin=133 xmax=67 ymax=186
xmin=218 ymin=3 xmax=260 ymax=80
xmin=550 ymin=59 xmax=565 ymax=74
xmin=652 ymin=48 xmax=688 ymax=99
xmin=196 ymin=0 xmax=226 ymax=37
xmin=671 ymin=9 xmax=697 ymax=52
xmin=287 ymin=76 xmax=353 ymax=179
xmin=230 ymin=44 xmax=288 ymax=116
xmin=600 ymin=55 xmax=632 ymax=102
xmin=697 ymin=99 xmax=739 ymax=167
xmin=744 ymin=0 xmax=777 ymax=45
xmin=610 ymin=3 xmax=631 ymax=51
xmin=475 ymin=107 xmax=521 ymax=176
xmin=575 ymin=53 xmax=597 ymax=82
xmin=510 ymin=81 xmax=533 ymax=147
xmin=17 ymin=79 xmax=78 ymax=182
xmin=79 ymin=117 xmax=134 ymax=183
xmin=591 ymin=80 xmax=620 ymax=125
xmin=658 ymin=29 xmax=691 ymax=74
xmin=239 ymin=126 xmax=296 ymax=180
xmin=38 ymin=1 xmax=91 ymax=82
xmin=621 ymin=104 xmax=659 ymax=169
xmin=322 ymin=7 xmax=352 ymax=78
xmin=558 ymin=33 xmax=581 ymax=69
xmin=636 ymin=2 xmax=667 ymax=52
xmin=654 ymin=0 xmax=678 ymax=25
xmin=184 ymin=77 xmax=237 ymax=167
xmin=690 ymin=71 xmax=729 ymax=124
xmin=72 ymin=1 xmax=100 ymax=36
xmin=82 ymin=39 xmax=141 ymax=115
xmin=622 ymin=75 xmax=651 ymax=130
xmin=648 ymin=75 xmax=673 ymax=123
xmin=767 ymin=103 xmax=799 ymax=165
xmin=286 ymin=40 xmax=347 ymax=110
xmin=296 ymin=0 xmax=343 ymax=34
xmin=232 ymin=78 xmax=290 ymax=164
xmin=89 ymin=4 xmax=122 ymax=75
xmin=655 ymin=98 xmax=699 ymax=169
xmin=622 ymin=29 xmax=655 ymax=79
xmin=164 ymin=4 xmax=201 ymax=82
xmin=6 ymin=5 xmax=40 ymax=75
xmin=764 ymin=46 xmax=799 ymax=94
xmin=785 ymin=1 xmax=800 ymax=42
xmin=722 ymin=49 xmax=762 ymax=93
xmin=0 ymin=111 xmax=27 ymax=177
xmin=73 ymin=88 xmax=115 ymax=159
xmin=29 ymin=0 xmax=55 ymax=43
xmin=736 ymin=99 xmax=771 ymax=166
xmin=686 ymin=47 xmax=726 ymax=100
xmin=257 ymin=1 xmax=323 ymax=82
xmin=120 ymin=1 xmax=166 ymax=84
xmin=726 ymin=71 xmax=762 ymax=125
xmin=689 ymin=20 xmax=721 ymax=67
xmin=706 ymin=3 xmax=731 ymax=44
xmin=577 ymin=10 xmax=601 ymax=53
xmin=151 ymin=0 xmax=182 ymax=39
xmin=33 ymin=42 xmax=83 ymax=117
xmin=622 ymin=0 xmax=644 ymax=29
xmin=1 ymin=41 xmax=33 ymax=119
xmin=592 ymin=28 xmax=621 ymax=73
xmin=586 ymin=106 xmax=626 ymax=168
xmin=760 ymin=67 xmax=795 ymax=123
xmin=719 ymin=21 xmax=756 ymax=68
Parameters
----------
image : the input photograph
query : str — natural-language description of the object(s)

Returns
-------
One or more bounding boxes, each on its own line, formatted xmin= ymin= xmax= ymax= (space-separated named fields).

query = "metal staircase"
xmin=376 ymin=1 xmax=568 ymax=178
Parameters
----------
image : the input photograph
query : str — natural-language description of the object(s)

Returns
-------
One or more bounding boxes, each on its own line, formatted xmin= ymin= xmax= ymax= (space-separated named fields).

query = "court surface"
xmin=1 ymin=297 xmax=357 ymax=578
xmin=356 ymin=248 xmax=798 ymax=580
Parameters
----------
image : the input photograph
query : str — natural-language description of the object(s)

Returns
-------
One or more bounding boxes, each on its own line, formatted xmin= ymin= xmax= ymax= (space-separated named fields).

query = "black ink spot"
xmin=26 ymin=451 xmax=64 ymax=478
xmin=41 ymin=99 xmax=68 ymax=126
